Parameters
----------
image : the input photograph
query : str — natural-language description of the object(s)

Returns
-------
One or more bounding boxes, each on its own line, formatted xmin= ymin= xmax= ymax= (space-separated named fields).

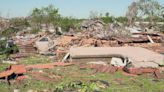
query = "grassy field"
xmin=0 ymin=55 xmax=164 ymax=92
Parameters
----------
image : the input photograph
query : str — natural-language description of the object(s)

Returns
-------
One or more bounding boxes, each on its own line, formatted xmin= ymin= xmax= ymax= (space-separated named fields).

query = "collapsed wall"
xmin=70 ymin=47 xmax=164 ymax=68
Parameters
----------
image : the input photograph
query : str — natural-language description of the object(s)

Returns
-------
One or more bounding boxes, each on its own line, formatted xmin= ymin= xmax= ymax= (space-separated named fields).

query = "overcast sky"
xmin=0 ymin=0 xmax=163 ymax=18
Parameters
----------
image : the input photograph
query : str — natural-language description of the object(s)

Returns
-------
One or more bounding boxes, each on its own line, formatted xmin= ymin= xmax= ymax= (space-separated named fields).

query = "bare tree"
xmin=126 ymin=1 xmax=138 ymax=26
xmin=89 ymin=11 xmax=99 ymax=19
xmin=137 ymin=0 xmax=162 ymax=25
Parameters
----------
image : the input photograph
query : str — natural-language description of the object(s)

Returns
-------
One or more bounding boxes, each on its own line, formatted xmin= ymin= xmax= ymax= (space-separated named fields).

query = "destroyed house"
xmin=81 ymin=20 xmax=105 ymax=31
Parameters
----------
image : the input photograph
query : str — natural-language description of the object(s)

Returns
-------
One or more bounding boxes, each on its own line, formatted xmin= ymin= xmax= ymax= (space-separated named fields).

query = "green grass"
xmin=0 ymin=63 xmax=9 ymax=72
xmin=18 ymin=55 xmax=53 ymax=65
xmin=0 ymin=55 xmax=10 ymax=72
xmin=0 ymin=55 xmax=164 ymax=92
xmin=0 ymin=54 xmax=7 ymax=60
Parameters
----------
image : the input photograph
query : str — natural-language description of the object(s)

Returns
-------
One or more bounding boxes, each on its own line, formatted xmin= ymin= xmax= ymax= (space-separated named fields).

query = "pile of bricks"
xmin=17 ymin=43 xmax=36 ymax=54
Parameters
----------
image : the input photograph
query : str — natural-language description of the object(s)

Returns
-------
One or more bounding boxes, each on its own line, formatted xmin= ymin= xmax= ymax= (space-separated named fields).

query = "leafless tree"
xmin=126 ymin=2 xmax=138 ymax=26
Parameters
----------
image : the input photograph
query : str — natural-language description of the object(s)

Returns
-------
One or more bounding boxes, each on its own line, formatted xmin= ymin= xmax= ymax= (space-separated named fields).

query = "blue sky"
xmin=0 ymin=0 xmax=163 ymax=18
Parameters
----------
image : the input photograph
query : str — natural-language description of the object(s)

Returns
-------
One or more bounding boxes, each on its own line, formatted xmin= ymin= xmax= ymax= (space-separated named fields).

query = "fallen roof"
xmin=112 ymin=36 xmax=161 ymax=43
xmin=0 ymin=65 xmax=26 ymax=78
xmin=70 ymin=47 xmax=164 ymax=66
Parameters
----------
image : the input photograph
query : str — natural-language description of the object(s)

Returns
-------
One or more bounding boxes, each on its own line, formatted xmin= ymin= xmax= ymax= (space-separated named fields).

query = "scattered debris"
xmin=2 ymin=60 xmax=18 ymax=64
xmin=147 ymin=35 xmax=155 ymax=43
xmin=0 ymin=62 xmax=73 ymax=82
xmin=62 ymin=53 xmax=70 ymax=62
xmin=111 ymin=57 xmax=127 ymax=67
xmin=26 ymin=62 xmax=73 ymax=69
xmin=80 ymin=64 xmax=118 ymax=74
xmin=0 ymin=65 xmax=26 ymax=80
xmin=81 ymin=64 xmax=164 ymax=79
xmin=26 ymin=63 xmax=54 ymax=69
xmin=29 ymin=72 xmax=60 ymax=82
xmin=154 ymin=70 xmax=164 ymax=79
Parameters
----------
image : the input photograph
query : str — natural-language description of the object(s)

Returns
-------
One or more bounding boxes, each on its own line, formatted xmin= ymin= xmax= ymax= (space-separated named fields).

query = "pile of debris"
xmin=5 ymin=19 xmax=163 ymax=81
xmin=11 ymin=19 xmax=163 ymax=57
xmin=129 ymin=43 xmax=164 ymax=54
xmin=15 ymin=34 xmax=57 ymax=55
xmin=54 ymin=23 xmax=163 ymax=52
